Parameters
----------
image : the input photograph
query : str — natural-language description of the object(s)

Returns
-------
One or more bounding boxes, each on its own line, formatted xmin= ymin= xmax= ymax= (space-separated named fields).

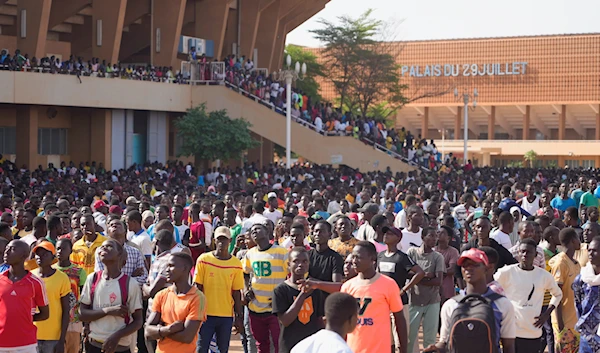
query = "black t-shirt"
xmin=377 ymin=250 xmax=416 ymax=304
xmin=272 ymin=282 xmax=325 ymax=353
xmin=308 ymin=247 xmax=343 ymax=282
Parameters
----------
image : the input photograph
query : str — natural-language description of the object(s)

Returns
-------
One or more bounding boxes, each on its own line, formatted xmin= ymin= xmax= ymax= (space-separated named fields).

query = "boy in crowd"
xmin=0 ymin=240 xmax=49 ymax=353
xmin=194 ymin=226 xmax=244 ymax=353
xmin=308 ymin=220 xmax=343 ymax=283
xmin=573 ymin=236 xmax=600 ymax=353
xmin=273 ymin=247 xmax=325 ymax=353
xmin=55 ymin=238 xmax=88 ymax=353
xmin=425 ymin=248 xmax=516 ymax=353
xmin=79 ymin=239 xmax=144 ymax=353
xmin=291 ymin=292 xmax=357 ymax=353
xmin=32 ymin=241 xmax=71 ymax=353
xmin=146 ymin=253 xmax=206 ymax=353
xmin=494 ymin=238 xmax=563 ymax=353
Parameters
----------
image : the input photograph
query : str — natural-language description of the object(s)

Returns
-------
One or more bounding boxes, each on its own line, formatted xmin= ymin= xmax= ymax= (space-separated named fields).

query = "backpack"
xmin=447 ymin=293 xmax=503 ymax=353
xmin=90 ymin=271 xmax=131 ymax=324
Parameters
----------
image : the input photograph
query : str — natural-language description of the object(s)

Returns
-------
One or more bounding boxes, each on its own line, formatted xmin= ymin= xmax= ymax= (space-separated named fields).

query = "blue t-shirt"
xmin=147 ymin=223 xmax=181 ymax=244
xmin=550 ymin=196 xmax=577 ymax=212
xmin=571 ymin=189 xmax=585 ymax=207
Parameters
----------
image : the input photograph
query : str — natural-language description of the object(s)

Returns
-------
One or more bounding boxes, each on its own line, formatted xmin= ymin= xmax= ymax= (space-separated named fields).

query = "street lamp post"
xmin=454 ymin=88 xmax=478 ymax=165
xmin=274 ymin=55 xmax=306 ymax=169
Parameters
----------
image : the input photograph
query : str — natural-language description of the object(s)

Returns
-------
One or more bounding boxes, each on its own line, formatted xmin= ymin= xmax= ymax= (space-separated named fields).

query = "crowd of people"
xmin=0 ymin=156 xmax=600 ymax=353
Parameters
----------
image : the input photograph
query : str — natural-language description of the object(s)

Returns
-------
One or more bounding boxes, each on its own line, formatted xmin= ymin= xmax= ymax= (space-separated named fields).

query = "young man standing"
xmin=491 ymin=211 xmax=514 ymax=250
xmin=264 ymin=193 xmax=283 ymax=225
xmin=377 ymin=226 xmax=425 ymax=352
xmin=509 ymin=221 xmax=546 ymax=269
xmin=79 ymin=239 xmax=144 ymax=353
xmin=145 ymin=253 xmax=206 ymax=353
xmin=494 ymin=238 xmax=563 ymax=353
xmin=329 ymin=216 xmax=359 ymax=258
xmin=194 ymin=226 xmax=244 ymax=353
xmin=549 ymin=228 xmax=581 ymax=353
xmin=0 ymin=240 xmax=49 ymax=353
xmin=45 ymin=215 xmax=64 ymax=246
xmin=273 ymin=247 xmax=325 ymax=353
xmin=125 ymin=211 xmax=153 ymax=269
xmin=242 ymin=223 xmax=289 ymax=353
xmin=425 ymin=248 xmax=516 ymax=353
xmin=290 ymin=292 xmax=356 ymax=353
xmin=406 ymin=228 xmax=445 ymax=352
xmin=573 ymin=236 xmax=600 ymax=353
xmin=55 ymin=238 xmax=87 ymax=353
xmin=188 ymin=202 xmax=207 ymax=262
xmin=399 ymin=205 xmax=424 ymax=252
xmin=308 ymin=220 xmax=343 ymax=283
xmin=32 ymin=241 xmax=72 ymax=353
xmin=71 ymin=213 xmax=107 ymax=275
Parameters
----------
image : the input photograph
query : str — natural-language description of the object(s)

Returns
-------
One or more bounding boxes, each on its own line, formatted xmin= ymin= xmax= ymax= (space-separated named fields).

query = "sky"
xmin=286 ymin=0 xmax=600 ymax=47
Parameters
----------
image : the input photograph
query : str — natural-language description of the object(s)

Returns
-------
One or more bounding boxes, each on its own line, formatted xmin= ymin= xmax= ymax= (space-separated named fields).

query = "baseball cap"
xmin=267 ymin=192 xmax=277 ymax=199
xmin=457 ymin=248 xmax=489 ymax=267
xmin=510 ymin=206 xmax=521 ymax=215
xmin=32 ymin=241 xmax=56 ymax=256
xmin=109 ymin=205 xmax=123 ymax=215
xmin=214 ymin=226 xmax=231 ymax=239
xmin=358 ymin=202 xmax=379 ymax=214
xmin=382 ymin=226 xmax=402 ymax=236
xmin=348 ymin=213 xmax=359 ymax=224
xmin=93 ymin=200 xmax=107 ymax=210
xmin=126 ymin=196 xmax=139 ymax=205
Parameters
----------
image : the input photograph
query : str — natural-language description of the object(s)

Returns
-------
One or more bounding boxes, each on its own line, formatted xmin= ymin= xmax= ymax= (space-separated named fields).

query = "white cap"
xmin=267 ymin=192 xmax=277 ymax=199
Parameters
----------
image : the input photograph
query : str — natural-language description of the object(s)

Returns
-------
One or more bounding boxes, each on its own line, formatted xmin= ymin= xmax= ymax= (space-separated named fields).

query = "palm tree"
xmin=524 ymin=150 xmax=538 ymax=168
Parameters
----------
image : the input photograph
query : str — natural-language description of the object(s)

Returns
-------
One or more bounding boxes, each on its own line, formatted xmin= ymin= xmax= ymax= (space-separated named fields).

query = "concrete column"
xmin=488 ymin=106 xmax=495 ymax=140
xmin=255 ymin=0 xmax=280 ymax=68
xmin=16 ymin=106 xmax=39 ymax=170
xmin=261 ymin=138 xmax=274 ymax=166
xmin=482 ymin=152 xmax=491 ymax=166
xmin=152 ymin=0 xmax=187 ymax=67
xmin=595 ymin=105 xmax=600 ymax=140
xmin=558 ymin=105 xmax=566 ymax=140
xmin=558 ymin=156 xmax=566 ymax=168
xmin=455 ymin=106 xmax=461 ymax=140
xmin=195 ymin=0 xmax=230 ymax=59
xmin=92 ymin=0 xmax=127 ymax=64
xmin=239 ymin=0 xmax=261 ymax=58
xmin=90 ymin=109 xmax=112 ymax=171
xmin=247 ymin=132 xmax=262 ymax=165
xmin=17 ymin=0 xmax=52 ymax=58
xmin=222 ymin=8 xmax=238 ymax=57
xmin=421 ymin=107 xmax=429 ymax=139
xmin=523 ymin=105 xmax=530 ymax=140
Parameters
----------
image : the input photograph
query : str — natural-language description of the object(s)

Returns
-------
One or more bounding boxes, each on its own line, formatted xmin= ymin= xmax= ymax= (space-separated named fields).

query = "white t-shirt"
xmin=356 ymin=223 xmax=376 ymax=242
xmin=399 ymin=228 xmax=423 ymax=252
xmin=175 ymin=224 xmax=190 ymax=240
xmin=521 ymin=195 xmax=540 ymax=216
xmin=394 ymin=210 xmax=407 ymax=228
xmin=439 ymin=290 xmax=516 ymax=345
xmin=315 ymin=117 xmax=323 ymax=132
xmin=127 ymin=230 xmax=153 ymax=256
xmin=494 ymin=264 xmax=563 ymax=339
xmin=291 ymin=329 xmax=353 ymax=353
xmin=263 ymin=209 xmax=282 ymax=225
xmin=80 ymin=273 xmax=143 ymax=347
xmin=20 ymin=233 xmax=37 ymax=246
xmin=242 ymin=213 xmax=268 ymax=233
xmin=490 ymin=229 xmax=513 ymax=250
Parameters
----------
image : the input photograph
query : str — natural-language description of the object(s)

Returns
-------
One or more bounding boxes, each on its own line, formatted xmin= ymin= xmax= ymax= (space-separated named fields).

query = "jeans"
xmin=241 ymin=307 xmax=257 ymax=353
xmin=540 ymin=305 xmax=555 ymax=353
xmin=197 ymin=316 xmax=234 ymax=353
xmin=248 ymin=312 xmax=280 ymax=353
xmin=408 ymin=302 xmax=441 ymax=353
xmin=36 ymin=341 xmax=58 ymax=353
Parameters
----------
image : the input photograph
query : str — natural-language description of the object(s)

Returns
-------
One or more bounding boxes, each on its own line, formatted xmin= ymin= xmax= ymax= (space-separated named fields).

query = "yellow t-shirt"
xmin=194 ymin=252 xmax=244 ymax=317
xmin=242 ymin=245 xmax=289 ymax=313
xmin=549 ymin=252 xmax=581 ymax=330
xmin=33 ymin=269 xmax=72 ymax=340
xmin=71 ymin=234 xmax=107 ymax=275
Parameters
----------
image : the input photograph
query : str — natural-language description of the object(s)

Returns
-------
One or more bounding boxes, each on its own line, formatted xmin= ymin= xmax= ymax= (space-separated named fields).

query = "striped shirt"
xmin=509 ymin=242 xmax=546 ymax=269
xmin=242 ymin=244 xmax=289 ymax=314
xmin=94 ymin=244 xmax=148 ymax=285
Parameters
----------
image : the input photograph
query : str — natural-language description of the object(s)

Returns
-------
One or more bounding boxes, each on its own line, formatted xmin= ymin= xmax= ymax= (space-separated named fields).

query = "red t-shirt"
xmin=189 ymin=221 xmax=206 ymax=262
xmin=0 ymin=271 xmax=49 ymax=348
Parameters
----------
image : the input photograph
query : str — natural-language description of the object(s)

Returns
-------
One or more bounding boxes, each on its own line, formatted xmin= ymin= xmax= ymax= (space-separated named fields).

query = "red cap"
xmin=109 ymin=205 xmax=123 ymax=215
xmin=93 ymin=200 xmax=107 ymax=210
xmin=457 ymin=248 xmax=489 ymax=267
xmin=348 ymin=213 xmax=359 ymax=223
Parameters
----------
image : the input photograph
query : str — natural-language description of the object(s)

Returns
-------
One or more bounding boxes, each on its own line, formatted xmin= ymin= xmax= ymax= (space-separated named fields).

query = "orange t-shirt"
xmin=341 ymin=273 xmax=403 ymax=353
xmin=151 ymin=286 xmax=207 ymax=353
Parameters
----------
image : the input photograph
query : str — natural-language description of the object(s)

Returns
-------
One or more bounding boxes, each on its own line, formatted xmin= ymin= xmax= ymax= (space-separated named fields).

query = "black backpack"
xmin=447 ymin=293 xmax=503 ymax=353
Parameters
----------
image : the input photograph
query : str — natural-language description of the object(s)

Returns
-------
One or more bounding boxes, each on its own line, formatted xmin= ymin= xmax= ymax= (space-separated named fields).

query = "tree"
xmin=310 ymin=9 xmax=380 ymax=110
xmin=524 ymin=150 xmax=538 ymax=168
xmin=174 ymin=103 xmax=258 ymax=165
xmin=284 ymin=44 xmax=325 ymax=101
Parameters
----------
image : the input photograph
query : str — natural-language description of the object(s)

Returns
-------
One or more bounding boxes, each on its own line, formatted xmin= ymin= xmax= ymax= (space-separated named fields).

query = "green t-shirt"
xmin=228 ymin=224 xmax=243 ymax=254
xmin=580 ymin=191 xmax=599 ymax=209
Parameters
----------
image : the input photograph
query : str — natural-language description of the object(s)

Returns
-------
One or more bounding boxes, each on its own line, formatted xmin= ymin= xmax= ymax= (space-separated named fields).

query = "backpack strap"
xmin=90 ymin=270 xmax=103 ymax=307
xmin=484 ymin=292 xmax=504 ymax=303
xmin=118 ymin=274 xmax=130 ymax=325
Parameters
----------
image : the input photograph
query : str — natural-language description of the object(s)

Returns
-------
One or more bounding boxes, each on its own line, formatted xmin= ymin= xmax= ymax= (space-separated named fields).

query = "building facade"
xmin=315 ymin=33 xmax=600 ymax=167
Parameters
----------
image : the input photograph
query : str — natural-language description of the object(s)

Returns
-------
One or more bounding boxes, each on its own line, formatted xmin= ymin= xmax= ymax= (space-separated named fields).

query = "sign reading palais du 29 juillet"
xmin=400 ymin=62 xmax=528 ymax=77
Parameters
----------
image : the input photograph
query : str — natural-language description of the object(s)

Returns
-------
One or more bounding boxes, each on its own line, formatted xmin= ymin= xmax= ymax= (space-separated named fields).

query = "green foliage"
xmin=310 ymin=9 xmax=408 ymax=120
xmin=523 ymin=150 xmax=538 ymax=168
xmin=174 ymin=103 xmax=258 ymax=162
xmin=284 ymin=45 xmax=324 ymax=101
xmin=507 ymin=161 xmax=524 ymax=168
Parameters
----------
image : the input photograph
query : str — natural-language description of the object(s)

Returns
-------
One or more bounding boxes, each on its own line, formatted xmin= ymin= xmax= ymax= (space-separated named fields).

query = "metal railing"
xmin=250 ymin=68 xmax=269 ymax=78
xmin=180 ymin=61 xmax=225 ymax=84
xmin=223 ymin=81 xmax=431 ymax=171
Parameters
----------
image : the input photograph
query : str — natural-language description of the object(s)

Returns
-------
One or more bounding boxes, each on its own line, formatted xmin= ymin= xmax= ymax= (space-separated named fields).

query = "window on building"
xmin=169 ymin=132 xmax=184 ymax=157
xmin=38 ymin=128 xmax=68 ymax=155
xmin=0 ymin=127 xmax=16 ymax=155
xmin=565 ymin=160 xmax=580 ymax=169
xmin=581 ymin=160 xmax=595 ymax=169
